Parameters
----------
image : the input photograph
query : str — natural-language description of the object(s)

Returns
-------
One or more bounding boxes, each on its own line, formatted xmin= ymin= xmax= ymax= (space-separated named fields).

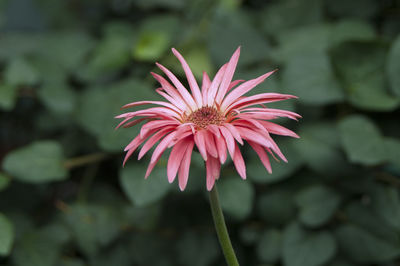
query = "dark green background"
xmin=1 ymin=0 xmax=400 ymax=265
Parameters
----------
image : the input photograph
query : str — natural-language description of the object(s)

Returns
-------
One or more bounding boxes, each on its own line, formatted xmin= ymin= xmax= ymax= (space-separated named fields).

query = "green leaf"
xmin=345 ymin=203 xmax=398 ymax=244
xmin=283 ymin=223 xmax=336 ymax=266
xmin=76 ymin=79 xmax=155 ymax=152
xmin=384 ymin=137 xmax=400 ymax=167
xmin=293 ymin=122 xmax=350 ymax=176
xmin=274 ymin=20 xmax=375 ymax=63
xmin=38 ymin=81 xmax=76 ymax=114
xmin=248 ymin=139 xmax=303 ymax=184
xmin=208 ymin=12 xmax=271 ymax=66
xmin=63 ymin=203 xmax=124 ymax=256
xmin=371 ymin=185 xmax=400 ymax=231
xmin=176 ymin=231 xmax=219 ymax=266
xmin=37 ymin=32 xmax=94 ymax=71
xmin=295 ymin=185 xmax=341 ymax=227
xmin=335 ymin=224 xmax=400 ymax=263
xmin=282 ymin=51 xmax=344 ymax=105
xmin=258 ymin=189 xmax=296 ymax=226
xmin=338 ymin=115 xmax=386 ymax=165
xmin=4 ymin=57 xmax=40 ymax=86
xmin=11 ymin=230 xmax=62 ymax=266
xmin=325 ymin=0 xmax=380 ymax=19
xmin=331 ymin=41 xmax=399 ymax=111
xmin=119 ymin=163 xmax=171 ymax=207
xmin=2 ymin=141 xmax=67 ymax=183
xmin=79 ymin=23 xmax=134 ymax=81
xmin=133 ymin=15 xmax=179 ymax=61
xmin=274 ymin=24 xmax=331 ymax=63
xmin=258 ymin=0 xmax=323 ymax=36
xmin=134 ymin=0 xmax=185 ymax=10
xmin=0 ymin=213 xmax=14 ymax=256
xmin=0 ymin=173 xmax=11 ymax=191
xmin=330 ymin=20 xmax=376 ymax=45
xmin=257 ymin=229 xmax=282 ymax=263
xmin=0 ymin=83 xmax=17 ymax=110
xmin=218 ymin=178 xmax=254 ymax=220
xmin=387 ymin=34 xmax=400 ymax=96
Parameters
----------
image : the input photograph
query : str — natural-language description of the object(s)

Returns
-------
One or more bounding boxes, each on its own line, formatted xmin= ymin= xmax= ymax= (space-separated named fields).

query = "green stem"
xmin=63 ymin=152 xmax=107 ymax=170
xmin=209 ymin=184 xmax=240 ymax=266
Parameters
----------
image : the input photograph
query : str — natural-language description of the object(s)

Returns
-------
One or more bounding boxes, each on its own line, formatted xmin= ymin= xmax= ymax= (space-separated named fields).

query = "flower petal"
xmin=233 ymin=142 xmax=246 ymax=179
xmin=138 ymin=127 xmax=174 ymax=160
xmin=223 ymin=123 xmax=243 ymax=145
xmin=205 ymin=131 xmax=218 ymax=158
xmin=248 ymin=141 xmax=272 ymax=173
xmin=150 ymin=132 xmax=177 ymax=164
xmin=206 ymin=156 xmax=220 ymax=191
xmin=221 ymin=70 xmax=276 ymax=110
xmin=207 ymin=64 xmax=227 ymax=106
xmin=215 ymin=47 xmax=241 ymax=104
xmin=259 ymin=120 xmax=300 ymax=138
xmin=201 ymin=71 xmax=211 ymax=103
xmin=151 ymin=72 xmax=189 ymax=111
xmin=178 ymin=140 xmax=194 ymax=191
xmin=167 ymin=137 xmax=190 ymax=183
xmin=194 ymin=130 xmax=208 ymax=161
xmin=215 ymin=136 xmax=227 ymax=164
xmin=156 ymin=63 xmax=198 ymax=110
xmin=225 ymin=93 xmax=297 ymax=114
xmin=219 ymin=126 xmax=235 ymax=159
xmin=172 ymin=48 xmax=203 ymax=107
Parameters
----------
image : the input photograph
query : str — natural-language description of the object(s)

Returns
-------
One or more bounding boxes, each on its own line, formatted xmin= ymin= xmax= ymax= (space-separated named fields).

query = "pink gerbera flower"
xmin=116 ymin=47 xmax=300 ymax=191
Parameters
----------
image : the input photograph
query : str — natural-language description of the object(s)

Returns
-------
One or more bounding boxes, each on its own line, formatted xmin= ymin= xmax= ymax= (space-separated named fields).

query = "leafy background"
xmin=1 ymin=0 xmax=400 ymax=265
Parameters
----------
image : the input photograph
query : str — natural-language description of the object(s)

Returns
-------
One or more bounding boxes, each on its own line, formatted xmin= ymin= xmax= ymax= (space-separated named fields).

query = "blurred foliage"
xmin=1 ymin=0 xmax=400 ymax=265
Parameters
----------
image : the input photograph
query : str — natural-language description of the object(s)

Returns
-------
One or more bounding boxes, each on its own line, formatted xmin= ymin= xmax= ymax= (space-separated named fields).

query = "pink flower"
xmin=116 ymin=47 xmax=300 ymax=191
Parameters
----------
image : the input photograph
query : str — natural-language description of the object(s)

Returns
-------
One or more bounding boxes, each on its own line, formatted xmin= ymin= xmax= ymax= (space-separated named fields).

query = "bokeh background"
xmin=1 ymin=0 xmax=400 ymax=265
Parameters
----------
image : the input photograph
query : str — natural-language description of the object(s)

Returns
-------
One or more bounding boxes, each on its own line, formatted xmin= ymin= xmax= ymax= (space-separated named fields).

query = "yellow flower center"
xmin=185 ymin=107 xmax=225 ymax=129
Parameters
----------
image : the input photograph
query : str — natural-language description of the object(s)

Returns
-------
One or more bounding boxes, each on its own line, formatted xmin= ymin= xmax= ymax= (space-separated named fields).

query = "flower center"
xmin=185 ymin=107 xmax=225 ymax=129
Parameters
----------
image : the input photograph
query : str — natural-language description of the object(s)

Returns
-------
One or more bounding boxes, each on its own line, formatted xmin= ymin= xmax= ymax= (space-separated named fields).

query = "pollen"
xmin=185 ymin=106 xmax=225 ymax=129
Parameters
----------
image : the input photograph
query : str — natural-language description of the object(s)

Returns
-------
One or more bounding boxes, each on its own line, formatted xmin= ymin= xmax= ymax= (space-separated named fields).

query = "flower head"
xmin=116 ymin=47 xmax=300 ymax=191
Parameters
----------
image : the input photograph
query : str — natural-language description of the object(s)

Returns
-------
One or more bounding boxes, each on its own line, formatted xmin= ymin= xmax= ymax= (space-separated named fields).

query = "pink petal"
xmin=156 ymin=63 xmax=198 ymax=110
xmin=233 ymin=142 xmax=246 ymax=179
xmin=172 ymin=48 xmax=203 ymax=107
xmin=119 ymin=117 xmax=150 ymax=129
xmin=223 ymin=123 xmax=243 ymax=145
xmin=207 ymin=64 xmax=227 ymax=106
xmin=168 ymin=128 xmax=194 ymax=148
xmin=225 ymin=93 xmax=297 ymax=114
xmin=178 ymin=140 xmax=194 ymax=191
xmin=194 ymin=130 xmax=208 ymax=161
xmin=221 ymin=70 xmax=276 ymax=110
xmin=138 ymin=127 xmax=174 ymax=160
xmin=205 ymin=130 xmax=218 ymax=158
xmin=248 ymin=141 xmax=272 ymax=173
xmin=215 ymin=47 xmax=241 ymax=103
xmin=140 ymin=120 xmax=179 ymax=138
xmin=123 ymin=148 xmax=136 ymax=166
xmin=215 ymin=137 xmax=227 ymax=164
xmin=207 ymin=124 xmax=221 ymax=138
xmin=167 ymin=137 xmax=190 ymax=183
xmin=227 ymin=79 xmax=245 ymax=92
xmin=259 ymin=120 xmax=300 ymax=138
xmin=201 ymin=71 xmax=211 ymax=103
xmin=219 ymin=126 xmax=235 ymax=159
xmin=121 ymin=100 xmax=181 ymax=114
xmin=206 ymin=156 xmax=220 ymax=191
xmin=150 ymin=132 xmax=177 ymax=164
xmin=155 ymin=88 xmax=185 ymax=112
xmin=151 ymin=72 xmax=189 ymax=111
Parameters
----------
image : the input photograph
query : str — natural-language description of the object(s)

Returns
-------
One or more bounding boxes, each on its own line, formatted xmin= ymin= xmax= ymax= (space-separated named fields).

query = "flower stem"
xmin=209 ymin=184 xmax=240 ymax=266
